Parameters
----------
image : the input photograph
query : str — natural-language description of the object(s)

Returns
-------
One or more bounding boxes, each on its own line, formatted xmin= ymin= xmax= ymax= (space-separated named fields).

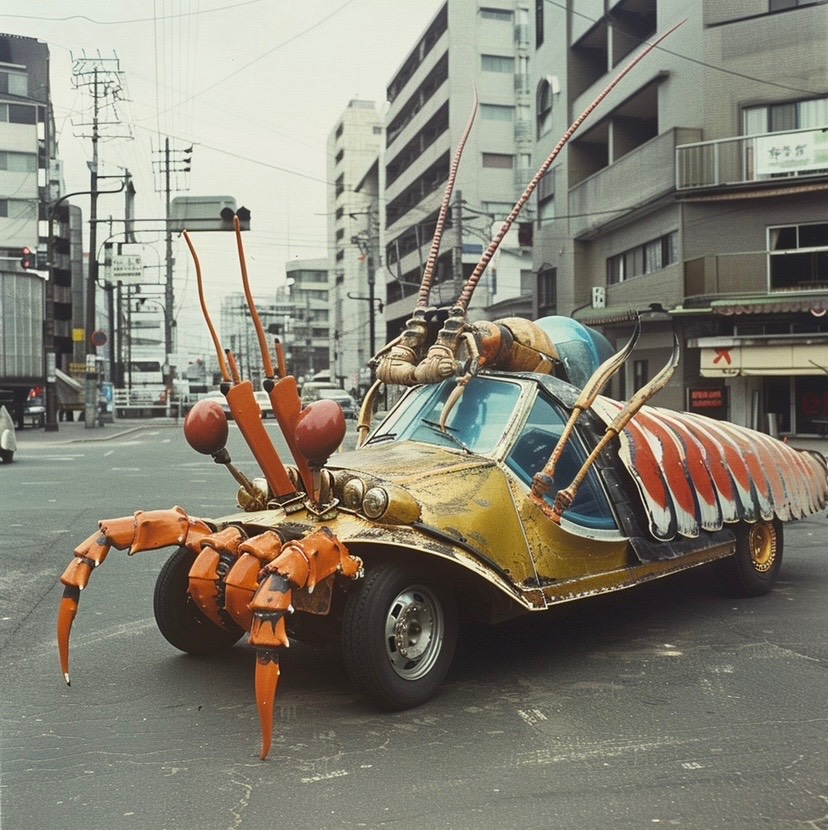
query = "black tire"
xmin=153 ymin=546 xmax=244 ymax=655
xmin=0 ymin=449 xmax=13 ymax=463
xmin=342 ymin=562 xmax=457 ymax=710
xmin=717 ymin=519 xmax=783 ymax=597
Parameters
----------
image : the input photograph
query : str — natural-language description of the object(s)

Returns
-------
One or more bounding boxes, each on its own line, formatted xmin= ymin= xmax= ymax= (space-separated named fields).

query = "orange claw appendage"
xmin=57 ymin=507 xmax=213 ymax=687
xmin=247 ymin=527 xmax=362 ymax=759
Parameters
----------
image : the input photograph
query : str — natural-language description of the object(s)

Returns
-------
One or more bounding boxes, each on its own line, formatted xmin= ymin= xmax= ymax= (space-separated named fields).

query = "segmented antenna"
xmin=234 ymin=216 xmax=275 ymax=380
xmin=183 ymin=230 xmax=230 ymax=383
xmin=416 ymin=89 xmax=479 ymax=310
xmin=455 ymin=19 xmax=686 ymax=313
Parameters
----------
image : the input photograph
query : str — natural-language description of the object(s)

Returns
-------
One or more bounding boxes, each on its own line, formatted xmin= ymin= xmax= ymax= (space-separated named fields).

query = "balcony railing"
xmin=676 ymin=126 xmax=828 ymax=190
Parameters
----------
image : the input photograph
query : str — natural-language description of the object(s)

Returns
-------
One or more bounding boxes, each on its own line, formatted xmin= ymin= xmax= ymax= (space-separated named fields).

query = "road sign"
xmin=110 ymin=254 xmax=143 ymax=284
xmin=91 ymin=330 xmax=107 ymax=347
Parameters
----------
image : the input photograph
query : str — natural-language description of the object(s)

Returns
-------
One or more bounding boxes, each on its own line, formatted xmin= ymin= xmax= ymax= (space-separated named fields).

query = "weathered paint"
xmin=591 ymin=399 xmax=828 ymax=541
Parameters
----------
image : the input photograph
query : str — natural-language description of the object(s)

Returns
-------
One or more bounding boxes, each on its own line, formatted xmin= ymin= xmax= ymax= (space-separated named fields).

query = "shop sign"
xmin=688 ymin=386 xmax=728 ymax=419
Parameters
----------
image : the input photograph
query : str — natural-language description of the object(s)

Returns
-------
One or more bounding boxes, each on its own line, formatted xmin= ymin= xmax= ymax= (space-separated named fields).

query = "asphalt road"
xmin=1 ymin=423 xmax=827 ymax=830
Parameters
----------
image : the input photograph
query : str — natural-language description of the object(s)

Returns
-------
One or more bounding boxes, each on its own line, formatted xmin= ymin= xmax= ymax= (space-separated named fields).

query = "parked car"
xmin=0 ymin=405 xmax=17 ymax=462
xmin=254 ymin=390 xmax=272 ymax=418
xmin=320 ymin=387 xmax=357 ymax=419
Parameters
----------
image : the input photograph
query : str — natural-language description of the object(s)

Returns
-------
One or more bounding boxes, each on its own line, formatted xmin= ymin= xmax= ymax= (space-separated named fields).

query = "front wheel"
xmin=153 ymin=547 xmax=244 ymax=654
xmin=342 ymin=562 xmax=457 ymax=710
xmin=717 ymin=519 xmax=783 ymax=597
xmin=0 ymin=449 xmax=13 ymax=463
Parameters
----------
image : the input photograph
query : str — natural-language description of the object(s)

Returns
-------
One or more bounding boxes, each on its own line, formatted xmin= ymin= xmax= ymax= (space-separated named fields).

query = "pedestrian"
xmin=96 ymin=385 xmax=107 ymax=427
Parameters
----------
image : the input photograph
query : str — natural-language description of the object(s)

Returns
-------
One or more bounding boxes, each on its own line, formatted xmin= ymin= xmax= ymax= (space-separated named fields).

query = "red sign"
xmin=91 ymin=330 xmax=107 ymax=347
xmin=688 ymin=387 xmax=727 ymax=419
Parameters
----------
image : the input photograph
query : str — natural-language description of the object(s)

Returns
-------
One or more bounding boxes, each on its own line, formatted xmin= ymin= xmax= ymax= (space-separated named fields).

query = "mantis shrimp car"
xmin=57 ymin=24 xmax=828 ymax=760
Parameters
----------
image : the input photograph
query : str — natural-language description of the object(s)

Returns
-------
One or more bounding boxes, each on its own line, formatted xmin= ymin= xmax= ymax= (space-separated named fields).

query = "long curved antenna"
xmin=532 ymin=318 xmax=640 ymax=496
xmin=234 ymin=215 xmax=275 ymax=379
xmin=456 ymin=19 xmax=685 ymax=313
xmin=183 ymin=230 xmax=230 ymax=383
xmin=417 ymin=87 xmax=479 ymax=310
xmin=546 ymin=334 xmax=680 ymax=522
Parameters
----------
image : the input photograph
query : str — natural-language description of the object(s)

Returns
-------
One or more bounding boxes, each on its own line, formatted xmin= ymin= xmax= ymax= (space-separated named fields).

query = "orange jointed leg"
xmin=247 ymin=529 xmax=363 ymax=759
xmin=57 ymin=507 xmax=213 ymax=687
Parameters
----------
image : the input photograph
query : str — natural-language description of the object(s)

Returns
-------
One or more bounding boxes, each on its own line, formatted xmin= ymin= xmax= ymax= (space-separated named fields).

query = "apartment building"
xmin=0 ymin=33 xmax=83 ymax=426
xmin=531 ymin=0 xmax=828 ymax=434
xmin=327 ymin=100 xmax=385 ymax=394
xmin=381 ymin=0 xmax=535 ymax=344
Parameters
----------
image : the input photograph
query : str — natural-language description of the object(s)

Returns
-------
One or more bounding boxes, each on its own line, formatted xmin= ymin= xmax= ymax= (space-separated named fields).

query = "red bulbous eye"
xmin=184 ymin=399 xmax=229 ymax=455
xmin=294 ymin=399 xmax=346 ymax=466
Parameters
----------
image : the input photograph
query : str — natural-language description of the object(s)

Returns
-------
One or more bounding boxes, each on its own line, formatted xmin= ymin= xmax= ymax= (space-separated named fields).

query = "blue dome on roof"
xmin=534 ymin=316 xmax=615 ymax=389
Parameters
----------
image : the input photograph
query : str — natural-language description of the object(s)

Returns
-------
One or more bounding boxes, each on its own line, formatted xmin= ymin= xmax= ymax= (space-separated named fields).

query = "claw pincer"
xmin=247 ymin=528 xmax=362 ymax=759
xmin=57 ymin=507 xmax=213 ymax=686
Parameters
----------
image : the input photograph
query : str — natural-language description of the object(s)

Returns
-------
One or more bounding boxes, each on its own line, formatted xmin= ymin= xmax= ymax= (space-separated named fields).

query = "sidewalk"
xmin=14 ymin=417 xmax=181 ymax=447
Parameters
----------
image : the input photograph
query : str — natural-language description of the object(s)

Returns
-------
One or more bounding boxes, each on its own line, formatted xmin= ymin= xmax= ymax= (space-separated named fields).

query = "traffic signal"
xmin=220 ymin=205 xmax=251 ymax=231
xmin=20 ymin=247 xmax=35 ymax=269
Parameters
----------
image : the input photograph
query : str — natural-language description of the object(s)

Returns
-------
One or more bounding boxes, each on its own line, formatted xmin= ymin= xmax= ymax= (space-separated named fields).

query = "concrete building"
xmin=284 ymin=258 xmax=331 ymax=384
xmin=380 ymin=0 xmax=535 ymax=346
xmin=530 ymin=0 xmax=828 ymax=435
xmin=327 ymin=100 xmax=385 ymax=395
xmin=0 ymin=33 xmax=83 ymax=426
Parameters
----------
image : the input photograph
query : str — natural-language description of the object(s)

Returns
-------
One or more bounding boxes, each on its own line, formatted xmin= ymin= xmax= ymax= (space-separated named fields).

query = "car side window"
xmin=506 ymin=393 xmax=616 ymax=529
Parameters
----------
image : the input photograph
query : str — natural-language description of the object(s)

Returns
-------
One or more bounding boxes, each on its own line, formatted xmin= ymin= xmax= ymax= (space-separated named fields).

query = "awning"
xmin=711 ymin=293 xmax=828 ymax=316
xmin=697 ymin=342 xmax=828 ymax=376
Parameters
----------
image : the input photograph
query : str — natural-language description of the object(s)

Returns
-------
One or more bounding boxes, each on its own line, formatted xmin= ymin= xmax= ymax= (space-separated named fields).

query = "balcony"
xmin=676 ymin=126 xmax=828 ymax=190
xmin=568 ymin=128 xmax=701 ymax=238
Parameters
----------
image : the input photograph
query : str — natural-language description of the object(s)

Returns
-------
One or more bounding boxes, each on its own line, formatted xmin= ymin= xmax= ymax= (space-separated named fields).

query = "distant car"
xmin=254 ymin=390 xmax=272 ymax=418
xmin=24 ymin=395 xmax=46 ymax=428
xmin=320 ymin=388 xmax=357 ymax=419
xmin=0 ymin=405 xmax=17 ymax=463
xmin=199 ymin=391 xmax=232 ymax=419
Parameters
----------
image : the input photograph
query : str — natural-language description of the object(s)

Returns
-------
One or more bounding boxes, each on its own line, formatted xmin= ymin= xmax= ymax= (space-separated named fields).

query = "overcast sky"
xmin=5 ymin=0 xmax=444 ymax=356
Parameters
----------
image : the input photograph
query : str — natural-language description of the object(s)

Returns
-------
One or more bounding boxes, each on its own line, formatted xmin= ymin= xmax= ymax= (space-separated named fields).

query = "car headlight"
xmin=362 ymin=486 xmax=390 ymax=519
xmin=342 ymin=477 xmax=365 ymax=510
xmin=362 ymin=485 xmax=420 ymax=525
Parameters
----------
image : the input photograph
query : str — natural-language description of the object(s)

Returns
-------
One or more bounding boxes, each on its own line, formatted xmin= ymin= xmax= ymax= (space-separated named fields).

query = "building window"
xmin=537 ymin=267 xmax=557 ymax=316
xmin=536 ymin=77 xmax=557 ymax=138
xmin=0 ymin=151 xmax=37 ymax=173
xmin=770 ymin=0 xmax=820 ymax=9
xmin=0 ymin=103 xmax=37 ymax=125
xmin=335 ymin=148 xmax=344 ymax=164
xmin=480 ymin=104 xmax=515 ymax=122
xmin=535 ymin=0 xmax=544 ymax=47
xmin=0 ymin=70 xmax=27 ymax=96
xmin=335 ymin=174 xmax=344 ymax=197
xmin=607 ymin=232 xmax=678 ymax=284
xmin=481 ymin=54 xmax=515 ymax=73
xmin=480 ymin=8 xmax=512 ymax=21
xmin=743 ymin=96 xmax=828 ymax=134
xmin=538 ymin=197 xmax=555 ymax=226
xmin=482 ymin=153 xmax=514 ymax=169
xmin=633 ymin=360 xmax=649 ymax=392
xmin=768 ymin=222 xmax=828 ymax=289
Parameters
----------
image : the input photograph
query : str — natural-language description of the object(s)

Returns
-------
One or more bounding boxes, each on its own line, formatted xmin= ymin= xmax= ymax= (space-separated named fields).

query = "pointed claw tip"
xmin=63 ymin=672 xmax=71 ymax=686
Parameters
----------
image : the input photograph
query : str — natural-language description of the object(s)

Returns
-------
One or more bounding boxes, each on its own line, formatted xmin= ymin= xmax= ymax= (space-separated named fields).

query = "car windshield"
xmin=375 ymin=377 xmax=522 ymax=456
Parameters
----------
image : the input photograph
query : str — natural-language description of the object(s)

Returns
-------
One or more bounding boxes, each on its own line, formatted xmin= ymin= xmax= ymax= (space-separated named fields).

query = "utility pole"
xmin=350 ymin=203 xmax=382 ymax=383
xmin=71 ymin=52 xmax=130 ymax=427
xmin=153 ymin=138 xmax=192 ymax=403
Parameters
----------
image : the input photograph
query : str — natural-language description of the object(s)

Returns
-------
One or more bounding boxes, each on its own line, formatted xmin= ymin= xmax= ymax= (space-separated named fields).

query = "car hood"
xmin=326 ymin=440 xmax=535 ymax=583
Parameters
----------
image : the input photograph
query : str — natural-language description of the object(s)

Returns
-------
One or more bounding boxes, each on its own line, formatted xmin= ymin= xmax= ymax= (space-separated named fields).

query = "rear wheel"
xmin=153 ymin=547 xmax=244 ymax=654
xmin=342 ymin=562 xmax=457 ymax=710
xmin=0 ymin=449 xmax=13 ymax=463
xmin=717 ymin=519 xmax=783 ymax=597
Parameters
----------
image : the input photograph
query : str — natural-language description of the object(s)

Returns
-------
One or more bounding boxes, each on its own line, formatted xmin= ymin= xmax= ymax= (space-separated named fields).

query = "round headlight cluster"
xmin=342 ymin=477 xmax=365 ymax=510
xmin=362 ymin=487 xmax=390 ymax=519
